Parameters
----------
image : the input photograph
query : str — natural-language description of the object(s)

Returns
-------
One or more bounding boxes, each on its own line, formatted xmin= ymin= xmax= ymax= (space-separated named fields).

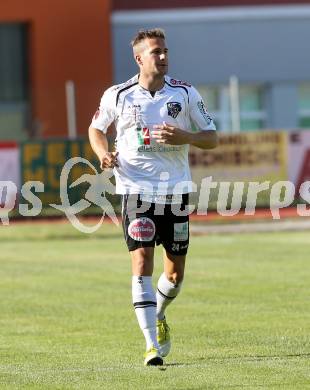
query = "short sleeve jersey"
xmin=90 ymin=74 xmax=216 ymax=195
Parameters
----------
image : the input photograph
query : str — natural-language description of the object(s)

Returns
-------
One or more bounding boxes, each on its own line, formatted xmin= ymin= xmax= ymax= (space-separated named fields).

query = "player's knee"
xmin=167 ymin=272 xmax=184 ymax=285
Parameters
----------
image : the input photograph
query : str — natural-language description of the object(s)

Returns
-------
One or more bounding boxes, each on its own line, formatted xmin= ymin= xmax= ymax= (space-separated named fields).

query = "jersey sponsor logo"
xmin=138 ymin=145 xmax=157 ymax=152
xmin=137 ymin=145 xmax=182 ymax=152
xmin=142 ymin=127 xmax=150 ymax=145
xmin=170 ymin=78 xmax=191 ymax=87
xmin=174 ymin=222 xmax=189 ymax=241
xmin=197 ymin=100 xmax=212 ymax=125
xmin=136 ymin=125 xmax=151 ymax=146
xmin=167 ymin=102 xmax=182 ymax=119
xmin=128 ymin=217 xmax=155 ymax=241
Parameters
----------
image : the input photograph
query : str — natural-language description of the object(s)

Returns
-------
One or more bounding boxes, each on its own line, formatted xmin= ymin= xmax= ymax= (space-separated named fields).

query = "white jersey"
xmin=90 ymin=74 xmax=216 ymax=195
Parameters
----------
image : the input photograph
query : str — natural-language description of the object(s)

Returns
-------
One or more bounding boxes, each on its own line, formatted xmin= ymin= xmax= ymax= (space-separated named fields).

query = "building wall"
xmin=0 ymin=0 xmax=112 ymax=138
xmin=112 ymin=5 xmax=310 ymax=130
xmin=113 ymin=0 xmax=310 ymax=10
xmin=113 ymin=9 xmax=310 ymax=84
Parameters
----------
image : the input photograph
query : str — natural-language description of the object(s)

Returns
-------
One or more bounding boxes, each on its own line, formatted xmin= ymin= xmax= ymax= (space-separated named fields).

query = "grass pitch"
xmin=0 ymin=221 xmax=309 ymax=389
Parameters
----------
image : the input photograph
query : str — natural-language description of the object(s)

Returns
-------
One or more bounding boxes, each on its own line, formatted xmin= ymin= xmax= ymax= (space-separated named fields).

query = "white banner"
xmin=288 ymin=130 xmax=310 ymax=187
xmin=0 ymin=142 xmax=20 ymax=207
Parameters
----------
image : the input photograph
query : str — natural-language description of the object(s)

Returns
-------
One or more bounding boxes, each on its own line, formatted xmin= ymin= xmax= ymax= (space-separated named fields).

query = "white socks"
xmin=132 ymin=273 xmax=183 ymax=350
xmin=156 ymin=273 xmax=182 ymax=320
xmin=132 ymin=276 xmax=159 ymax=350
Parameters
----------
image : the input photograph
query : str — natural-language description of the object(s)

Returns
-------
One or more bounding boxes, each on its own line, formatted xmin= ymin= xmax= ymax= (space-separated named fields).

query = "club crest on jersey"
xmin=167 ymin=102 xmax=182 ymax=119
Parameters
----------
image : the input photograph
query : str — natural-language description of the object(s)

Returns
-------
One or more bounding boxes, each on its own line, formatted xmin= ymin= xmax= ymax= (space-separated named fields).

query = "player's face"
xmin=137 ymin=38 xmax=168 ymax=77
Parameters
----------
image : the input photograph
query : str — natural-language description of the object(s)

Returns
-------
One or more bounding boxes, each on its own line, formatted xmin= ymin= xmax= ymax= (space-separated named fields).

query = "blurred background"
xmin=1 ymin=0 xmax=310 ymax=217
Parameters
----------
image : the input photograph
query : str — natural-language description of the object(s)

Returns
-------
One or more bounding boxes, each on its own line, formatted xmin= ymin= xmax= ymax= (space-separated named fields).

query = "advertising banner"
xmin=189 ymin=131 xmax=289 ymax=209
xmin=18 ymin=132 xmax=293 ymax=212
xmin=20 ymin=140 xmax=99 ymax=206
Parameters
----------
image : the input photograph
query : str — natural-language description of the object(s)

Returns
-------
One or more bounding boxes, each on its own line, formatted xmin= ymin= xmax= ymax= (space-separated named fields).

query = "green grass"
xmin=0 ymin=222 xmax=309 ymax=389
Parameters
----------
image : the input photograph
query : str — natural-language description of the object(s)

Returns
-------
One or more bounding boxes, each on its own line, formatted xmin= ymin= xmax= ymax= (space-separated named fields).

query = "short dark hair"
xmin=131 ymin=28 xmax=165 ymax=49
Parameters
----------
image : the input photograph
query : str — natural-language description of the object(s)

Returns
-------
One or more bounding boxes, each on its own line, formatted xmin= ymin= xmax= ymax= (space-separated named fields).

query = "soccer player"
xmin=89 ymin=28 xmax=217 ymax=366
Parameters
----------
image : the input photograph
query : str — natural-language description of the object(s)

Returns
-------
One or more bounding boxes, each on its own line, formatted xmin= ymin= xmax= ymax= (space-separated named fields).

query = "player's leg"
xmin=121 ymin=195 xmax=163 ymax=365
xmin=157 ymin=251 xmax=186 ymax=321
xmin=131 ymin=247 xmax=163 ymax=365
xmin=131 ymin=246 xmax=154 ymax=276
xmin=131 ymin=246 xmax=157 ymax=350
xmin=155 ymin=195 xmax=189 ymax=357
xmin=156 ymin=252 xmax=186 ymax=357
xmin=156 ymin=205 xmax=189 ymax=322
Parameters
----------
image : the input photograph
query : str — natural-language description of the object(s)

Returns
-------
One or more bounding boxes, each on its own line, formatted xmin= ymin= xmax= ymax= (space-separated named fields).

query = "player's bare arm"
xmin=152 ymin=122 xmax=218 ymax=149
xmin=88 ymin=126 xmax=118 ymax=169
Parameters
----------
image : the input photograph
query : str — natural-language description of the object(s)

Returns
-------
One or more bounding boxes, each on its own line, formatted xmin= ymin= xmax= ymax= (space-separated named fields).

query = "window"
xmin=0 ymin=23 xmax=29 ymax=140
xmin=239 ymin=86 xmax=266 ymax=131
xmin=298 ymin=83 xmax=310 ymax=129
xmin=197 ymin=84 xmax=266 ymax=132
